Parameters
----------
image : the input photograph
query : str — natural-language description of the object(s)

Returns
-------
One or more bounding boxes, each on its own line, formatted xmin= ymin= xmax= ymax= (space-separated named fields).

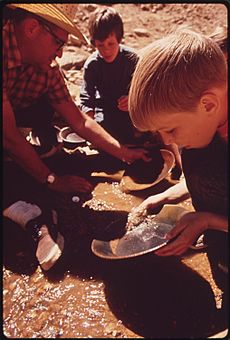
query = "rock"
xmin=151 ymin=4 xmax=165 ymax=13
xmin=128 ymin=42 xmax=139 ymax=49
xmin=124 ymin=32 xmax=135 ymax=38
xmin=104 ymin=323 xmax=114 ymax=335
xmin=141 ymin=4 xmax=151 ymax=11
xmin=69 ymin=34 xmax=83 ymax=47
xmin=112 ymin=330 xmax=122 ymax=337
xmin=83 ymin=4 xmax=98 ymax=12
xmin=67 ymin=82 xmax=81 ymax=103
xmin=57 ymin=50 xmax=89 ymax=71
xmin=134 ymin=28 xmax=150 ymax=37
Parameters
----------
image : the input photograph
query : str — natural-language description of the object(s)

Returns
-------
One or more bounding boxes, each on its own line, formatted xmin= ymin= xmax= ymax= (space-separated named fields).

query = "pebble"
xmin=9 ymin=282 xmax=17 ymax=290
xmin=72 ymin=196 xmax=80 ymax=203
xmin=134 ymin=28 xmax=150 ymax=37
xmin=69 ymin=34 xmax=82 ymax=47
xmin=83 ymin=4 xmax=98 ymax=12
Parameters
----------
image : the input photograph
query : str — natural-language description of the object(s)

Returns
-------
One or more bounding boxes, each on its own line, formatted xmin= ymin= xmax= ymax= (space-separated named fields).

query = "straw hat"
xmin=7 ymin=3 xmax=89 ymax=45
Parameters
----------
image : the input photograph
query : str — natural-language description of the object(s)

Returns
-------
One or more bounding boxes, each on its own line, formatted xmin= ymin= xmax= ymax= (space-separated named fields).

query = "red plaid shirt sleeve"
xmin=47 ymin=66 xmax=72 ymax=104
xmin=3 ymin=20 xmax=72 ymax=109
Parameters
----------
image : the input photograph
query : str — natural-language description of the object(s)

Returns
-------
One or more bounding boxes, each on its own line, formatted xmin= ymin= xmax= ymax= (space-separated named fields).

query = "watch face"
xmin=47 ymin=174 xmax=55 ymax=184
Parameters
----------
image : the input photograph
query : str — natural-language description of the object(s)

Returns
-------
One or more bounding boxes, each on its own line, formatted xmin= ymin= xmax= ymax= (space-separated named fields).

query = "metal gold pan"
xmin=91 ymin=221 xmax=173 ymax=260
xmin=91 ymin=205 xmax=190 ymax=260
xmin=58 ymin=126 xmax=86 ymax=149
xmin=121 ymin=149 xmax=175 ymax=192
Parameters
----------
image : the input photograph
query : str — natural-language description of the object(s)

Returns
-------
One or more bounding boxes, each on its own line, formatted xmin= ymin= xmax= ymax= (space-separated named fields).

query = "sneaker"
xmin=26 ymin=220 xmax=64 ymax=271
xmin=190 ymin=234 xmax=208 ymax=250
xmin=36 ymin=225 xmax=64 ymax=271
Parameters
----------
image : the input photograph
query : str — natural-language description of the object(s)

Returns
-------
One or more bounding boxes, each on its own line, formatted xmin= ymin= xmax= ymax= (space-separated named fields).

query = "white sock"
xmin=3 ymin=201 xmax=42 ymax=228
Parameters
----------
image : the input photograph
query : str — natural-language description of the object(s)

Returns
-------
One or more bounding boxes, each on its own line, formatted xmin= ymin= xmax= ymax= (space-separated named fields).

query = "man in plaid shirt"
xmin=3 ymin=6 xmax=149 ymax=192
xmin=3 ymin=4 xmax=149 ymax=271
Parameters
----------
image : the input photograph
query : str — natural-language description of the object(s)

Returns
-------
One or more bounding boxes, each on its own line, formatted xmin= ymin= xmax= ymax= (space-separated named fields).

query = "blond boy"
xmin=128 ymin=27 xmax=228 ymax=292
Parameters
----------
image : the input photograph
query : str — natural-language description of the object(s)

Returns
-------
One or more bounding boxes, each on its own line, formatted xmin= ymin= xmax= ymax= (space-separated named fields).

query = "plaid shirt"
xmin=3 ymin=20 xmax=71 ymax=110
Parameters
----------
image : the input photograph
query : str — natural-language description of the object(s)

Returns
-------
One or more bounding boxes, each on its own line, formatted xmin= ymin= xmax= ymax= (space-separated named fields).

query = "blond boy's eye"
xmin=161 ymin=128 xmax=175 ymax=134
xmin=166 ymin=129 xmax=175 ymax=134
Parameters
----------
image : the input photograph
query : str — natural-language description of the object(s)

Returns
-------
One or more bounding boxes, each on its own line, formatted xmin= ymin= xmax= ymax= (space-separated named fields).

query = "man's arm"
xmin=3 ymin=94 xmax=52 ymax=184
xmin=53 ymin=99 xmax=149 ymax=163
xmin=3 ymin=93 xmax=93 ymax=193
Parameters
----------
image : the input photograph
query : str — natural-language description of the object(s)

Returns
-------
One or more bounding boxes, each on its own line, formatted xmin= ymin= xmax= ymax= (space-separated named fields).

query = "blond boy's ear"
xmin=199 ymin=92 xmax=219 ymax=116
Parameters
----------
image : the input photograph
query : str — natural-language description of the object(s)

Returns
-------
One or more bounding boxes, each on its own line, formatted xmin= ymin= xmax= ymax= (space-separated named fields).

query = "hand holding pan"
xmin=91 ymin=205 xmax=190 ymax=260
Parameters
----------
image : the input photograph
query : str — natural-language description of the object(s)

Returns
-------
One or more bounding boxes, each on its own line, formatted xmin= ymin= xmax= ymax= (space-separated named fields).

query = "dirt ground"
xmin=3 ymin=3 xmax=228 ymax=339
xmin=77 ymin=3 xmax=227 ymax=46
xmin=58 ymin=3 xmax=228 ymax=102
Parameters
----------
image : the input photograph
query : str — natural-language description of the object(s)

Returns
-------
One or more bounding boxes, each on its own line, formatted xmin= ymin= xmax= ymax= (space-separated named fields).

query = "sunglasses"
xmin=40 ymin=22 xmax=66 ymax=50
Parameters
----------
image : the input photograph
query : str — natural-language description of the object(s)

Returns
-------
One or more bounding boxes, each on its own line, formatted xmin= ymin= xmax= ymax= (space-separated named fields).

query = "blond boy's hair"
xmin=129 ymin=28 xmax=227 ymax=131
xmin=209 ymin=25 xmax=227 ymax=54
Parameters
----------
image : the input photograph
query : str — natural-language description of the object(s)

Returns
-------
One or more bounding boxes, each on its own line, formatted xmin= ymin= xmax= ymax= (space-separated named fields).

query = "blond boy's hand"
xmin=127 ymin=193 xmax=167 ymax=227
xmin=155 ymin=212 xmax=208 ymax=256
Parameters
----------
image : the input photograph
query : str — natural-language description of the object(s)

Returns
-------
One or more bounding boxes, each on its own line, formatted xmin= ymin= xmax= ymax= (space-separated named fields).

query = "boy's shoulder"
xmin=119 ymin=44 xmax=139 ymax=63
xmin=118 ymin=44 xmax=139 ymax=65
xmin=84 ymin=45 xmax=138 ymax=70
xmin=84 ymin=50 xmax=101 ymax=69
xmin=119 ymin=44 xmax=138 ymax=57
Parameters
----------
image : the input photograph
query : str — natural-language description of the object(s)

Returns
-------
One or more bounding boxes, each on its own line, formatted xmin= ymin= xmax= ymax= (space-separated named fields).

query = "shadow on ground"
xmin=103 ymin=254 xmax=228 ymax=338
xmin=3 ymin=208 xmax=228 ymax=338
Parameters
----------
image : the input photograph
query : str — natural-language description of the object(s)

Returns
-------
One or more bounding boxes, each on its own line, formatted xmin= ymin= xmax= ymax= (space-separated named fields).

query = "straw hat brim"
xmin=7 ymin=3 xmax=89 ymax=45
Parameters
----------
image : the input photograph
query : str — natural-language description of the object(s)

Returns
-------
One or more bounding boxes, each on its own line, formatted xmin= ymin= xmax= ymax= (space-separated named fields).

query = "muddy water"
xmin=3 ymin=168 xmax=227 ymax=338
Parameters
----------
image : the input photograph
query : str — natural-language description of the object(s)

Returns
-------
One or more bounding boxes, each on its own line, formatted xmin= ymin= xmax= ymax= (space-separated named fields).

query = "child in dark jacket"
xmin=80 ymin=7 xmax=146 ymax=145
xmin=80 ymin=6 xmax=182 ymax=176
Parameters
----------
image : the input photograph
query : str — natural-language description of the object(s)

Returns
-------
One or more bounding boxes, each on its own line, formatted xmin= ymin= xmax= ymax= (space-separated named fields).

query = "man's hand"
xmin=54 ymin=100 xmax=152 ymax=163
xmin=48 ymin=174 xmax=94 ymax=194
xmin=117 ymin=95 xmax=129 ymax=112
xmin=120 ymin=145 xmax=151 ymax=164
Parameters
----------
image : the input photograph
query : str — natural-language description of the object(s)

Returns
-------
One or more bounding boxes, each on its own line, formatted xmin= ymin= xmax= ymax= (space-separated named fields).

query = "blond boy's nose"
xmin=159 ymin=132 xmax=174 ymax=145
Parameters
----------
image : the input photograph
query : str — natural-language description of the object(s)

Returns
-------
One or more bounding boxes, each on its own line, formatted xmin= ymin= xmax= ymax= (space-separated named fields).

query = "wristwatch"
xmin=46 ymin=173 xmax=56 ymax=185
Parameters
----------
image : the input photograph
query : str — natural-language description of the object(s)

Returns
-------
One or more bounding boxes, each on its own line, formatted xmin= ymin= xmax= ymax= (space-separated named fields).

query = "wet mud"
xmin=3 ymin=152 xmax=228 ymax=338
